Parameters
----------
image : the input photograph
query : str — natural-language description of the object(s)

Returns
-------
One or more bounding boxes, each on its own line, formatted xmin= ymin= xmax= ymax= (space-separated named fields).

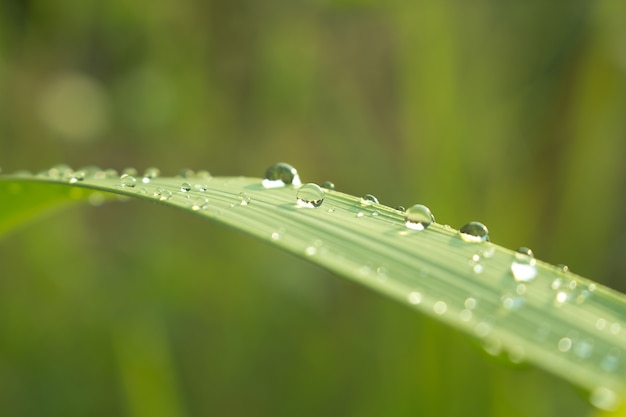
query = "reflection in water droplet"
xmin=238 ymin=192 xmax=251 ymax=206
xmin=360 ymin=194 xmax=379 ymax=205
xmin=262 ymin=162 xmax=301 ymax=188
xmin=459 ymin=222 xmax=489 ymax=242
xmin=590 ymin=386 xmax=620 ymax=411
xmin=511 ymin=247 xmax=538 ymax=282
xmin=408 ymin=292 xmax=422 ymax=305
xmin=120 ymin=174 xmax=136 ymax=188
xmin=296 ymin=183 xmax=325 ymax=208
xmin=191 ymin=196 xmax=209 ymax=211
xmin=142 ymin=167 xmax=160 ymax=183
xmin=180 ymin=182 xmax=192 ymax=192
xmin=321 ymin=181 xmax=335 ymax=190
xmin=404 ymin=204 xmax=434 ymax=231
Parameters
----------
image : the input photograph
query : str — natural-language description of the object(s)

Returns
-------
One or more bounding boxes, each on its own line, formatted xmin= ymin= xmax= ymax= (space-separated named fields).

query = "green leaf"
xmin=1 ymin=168 xmax=625 ymax=412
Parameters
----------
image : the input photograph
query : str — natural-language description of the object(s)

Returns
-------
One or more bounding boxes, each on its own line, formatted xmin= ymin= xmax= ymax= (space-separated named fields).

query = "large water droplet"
xmin=296 ymin=183 xmax=325 ymax=208
xmin=262 ymin=162 xmax=301 ymax=188
xmin=154 ymin=187 xmax=172 ymax=201
xmin=459 ymin=222 xmax=489 ymax=242
xmin=360 ymin=194 xmax=379 ymax=205
xmin=404 ymin=204 xmax=434 ymax=231
xmin=120 ymin=174 xmax=136 ymax=188
xmin=180 ymin=182 xmax=192 ymax=192
xmin=511 ymin=247 xmax=537 ymax=282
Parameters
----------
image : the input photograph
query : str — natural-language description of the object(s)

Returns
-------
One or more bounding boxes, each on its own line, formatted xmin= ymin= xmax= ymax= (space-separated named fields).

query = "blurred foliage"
xmin=1 ymin=0 xmax=625 ymax=416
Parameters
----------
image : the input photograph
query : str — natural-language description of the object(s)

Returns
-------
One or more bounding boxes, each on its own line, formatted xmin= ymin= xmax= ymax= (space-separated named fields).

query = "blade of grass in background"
xmin=1 ymin=165 xmax=625 ymax=412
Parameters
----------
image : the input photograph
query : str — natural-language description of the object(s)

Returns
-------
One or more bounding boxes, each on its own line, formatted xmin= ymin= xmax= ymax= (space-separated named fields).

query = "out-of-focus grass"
xmin=1 ymin=0 xmax=625 ymax=416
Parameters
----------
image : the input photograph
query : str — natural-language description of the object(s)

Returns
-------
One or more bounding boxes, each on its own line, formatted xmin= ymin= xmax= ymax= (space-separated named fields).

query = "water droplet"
xmin=396 ymin=206 xmax=406 ymax=212
xmin=459 ymin=222 xmax=489 ymax=243
xmin=459 ymin=309 xmax=472 ymax=322
xmin=154 ymin=187 xmax=172 ymax=201
xmin=178 ymin=168 xmax=195 ymax=178
xmin=196 ymin=170 xmax=212 ymax=180
xmin=191 ymin=196 xmax=209 ymax=211
xmin=271 ymin=232 xmax=281 ymax=240
xmin=305 ymin=246 xmax=317 ymax=256
xmin=590 ymin=387 xmax=620 ymax=411
xmin=262 ymin=162 xmax=301 ymax=188
xmin=356 ymin=212 xmax=364 ymax=218
xmin=142 ymin=167 xmax=160 ymax=183
xmin=601 ymin=348 xmax=621 ymax=372
xmin=574 ymin=339 xmax=594 ymax=359
xmin=408 ymin=292 xmax=422 ymax=305
xmin=120 ymin=174 xmax=136 ymax=188
xmin=321 ymin=181 xmax=335 ymax=190
xmin=180 ymin=182 xmax=192 ymax=192
xmin=511 ymin=247 xmax=538 ymax=282
xmin=69 ymin=170 xmax=85 ymax=183
xmin=465 ymin=298 xmax=477 ymax=309
xmin=433 ymin=301 xmax=447 ymax=315
xmin=360 ymin=194 xmax=379 ymax=205
xmin=404 ymin=204 xmax=434 ymax=231
xmin=123 ymin=167 xmax=138 ymax=176
xmin=557 ymin=337 xmax=572 ymax=352
xmin=296 ymin=183 xmax=325 ymax=208
xmin=238 ymin=192 xmax=251 ymax=206
xmin=556 ymin=264 xmax=569 ymax=273
xmin=501 ymin=293 xmax=523 ymax=311
xmin=371 ymin=210 xmax=379 ymax=217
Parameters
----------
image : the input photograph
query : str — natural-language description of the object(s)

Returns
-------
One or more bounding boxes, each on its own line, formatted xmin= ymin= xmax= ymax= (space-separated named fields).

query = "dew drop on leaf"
xmin=296 ymin=183 xmax=325 ymax=208
xmin=238 ymin=192 xmax=251 ymax=206
xmin=404 ymin=204 xmax=434 ymax=231
xmin=120 ymin=174 xmax=136 ymax=188
xmin=142 ymin=167 xmax=160 ymax=183
xmin=360 ymin=194 xmax=379 ymax=205
xmin=321 ymin=181 xmax=335 ymax=190
xmin=180 ymin=182 xmax=192 ymax=192
xmin=589 ymin=386 xmax=620 ymax=411
xmin=262 ymin=162 xmax=301 ymax=188
xmin=511 ymin=247 xmax=537 ymax=282
xmin=459 ymin=222 xmax=490 ymax=242
xmin=191 ymin=196 xmax=209 ymax=211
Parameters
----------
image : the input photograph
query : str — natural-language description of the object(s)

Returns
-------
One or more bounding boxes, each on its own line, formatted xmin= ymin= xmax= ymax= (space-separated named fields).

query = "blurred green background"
xmin=1 ymin=0 xmax=626 ymax=416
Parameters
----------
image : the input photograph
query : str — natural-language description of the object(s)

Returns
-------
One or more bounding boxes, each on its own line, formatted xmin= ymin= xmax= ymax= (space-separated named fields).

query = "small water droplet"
xmin=408 ymin=292 xmax=422 ymax=305
xmin=459 ymin=309 xmax=473 ymax=322
xmin=360 ymin=194 xmax=379 ymax=205
xmin=123 ymin=167 xmax=138 ymax=176
xmin=178 ymin=168 xmax=195 ymax=178
xmin=371 ymin=210 xmax=379 ymax=217
xmin=590 ymin=387 xmax=620 ymax=411
xmin=601 ymin=348 xmax=621 ymax=372
xmin=557 ymin=337 xmax=572 ymax=352
xmin=196 ymin=170 xmax=212 ymax=180
xmin=142 ymin=167 xmax=160 ymax=183
xmin=321 ymin=181 xmax=335 ymax=190
xmin=180 ymin=182 xmax=192 ymax=192
xmin=404 ymin=204 xmax=434 ymax=231
xmin=296 ymin=183 xmax=325 ymax=208
xmin=501 ymin=293 xmax=523 ymax=311
xmin=305 ymin=246 xmax=317 ymax=256
xmin=556 ymin=264 xmax=569 ymax=273
xmin=191 ymin=196 xmax=209 ymax=211
xmin=262 ymin=162 xmax=301 ymax=188
xmin=154 ymin=188 xmax=172 ymax=201
xmin=356 ymin=212 xmax=364 ymax=218
xmin=396 ymin=206 xmax=406 ymax=212
xmin=120 ymin=174 xmax=136 ymax=188
xmin=69 ymin=170 xmax=85 ymax=183
xmin=238 ymin=192 xmax=251 ymax=206
xmin=271 ymin=232 xmax=281 ymax=240
xmin=574 ymin=339 xmax=594 ymax=359
xmin=465 ymin=298 xmax=477 ymax=309
xmin=433 ymin=301 xmax=447 ymax=315
xmin=511 ymin=247 xmax=537 ymax=282
xmin=459 ymin=222 xmax=489 ymax=243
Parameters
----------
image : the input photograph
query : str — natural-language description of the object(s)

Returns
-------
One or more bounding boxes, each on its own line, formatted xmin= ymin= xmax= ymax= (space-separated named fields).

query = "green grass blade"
xmin=1 ymin=170 xmax=625 ymax=411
